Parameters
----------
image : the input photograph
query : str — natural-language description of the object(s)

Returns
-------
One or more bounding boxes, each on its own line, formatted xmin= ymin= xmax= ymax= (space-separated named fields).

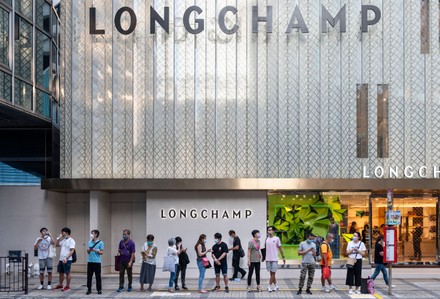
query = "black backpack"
xmin=71 ymin=249 xmax=77 ymax=263
xmin=315 ymin=236 xmax=324 ymax=257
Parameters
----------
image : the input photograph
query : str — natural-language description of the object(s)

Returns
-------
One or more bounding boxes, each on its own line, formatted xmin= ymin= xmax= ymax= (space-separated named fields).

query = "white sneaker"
xmin=37 ymin=285 xmax=44 ymax=290
xmin=325 ymin=287 xmax=331 ymax=293
xmin=46 ymin=285 xmax=52 ymax=290
xmin=273 ymin=284 xmax=279 ymax=291
xmin=267 ymin=285 xmax=273 ymax=292
xmin=348 ymin=288 xmax=355 ymax=294
xmin=322 ymin=286 xmax=328 ymax=292
xmin=329 ymin=284 xmax=337 ymax=291
xmin=355 ymin=289 xmax=361 ymax=294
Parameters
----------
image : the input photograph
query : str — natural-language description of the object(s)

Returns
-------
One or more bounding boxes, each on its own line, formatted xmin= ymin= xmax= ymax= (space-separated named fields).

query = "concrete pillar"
xmin=90 ymin=191 xmax=111 ymax=274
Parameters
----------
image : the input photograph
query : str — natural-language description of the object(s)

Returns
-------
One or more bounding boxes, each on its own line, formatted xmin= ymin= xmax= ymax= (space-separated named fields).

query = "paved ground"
xmin=1 ymin=268 xmax=440 ymax=299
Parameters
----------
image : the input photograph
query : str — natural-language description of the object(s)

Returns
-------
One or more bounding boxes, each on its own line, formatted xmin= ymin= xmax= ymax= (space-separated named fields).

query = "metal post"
xmin=387 ymin=189 xmax=393 ymax=295
xmin=24 ymin=253 xmax=28 ymax=295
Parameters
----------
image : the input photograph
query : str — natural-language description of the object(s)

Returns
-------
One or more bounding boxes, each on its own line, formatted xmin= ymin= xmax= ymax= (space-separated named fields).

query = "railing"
xmin=0 ymin=253 xmax=28 ymax=294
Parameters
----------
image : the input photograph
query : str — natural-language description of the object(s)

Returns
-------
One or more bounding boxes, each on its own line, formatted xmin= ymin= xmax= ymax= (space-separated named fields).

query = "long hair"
xmin=194 ymin=234 xmax=206 ymax=251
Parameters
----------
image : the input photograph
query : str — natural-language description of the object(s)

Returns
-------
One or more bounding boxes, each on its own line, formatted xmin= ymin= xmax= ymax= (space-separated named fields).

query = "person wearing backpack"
xmin=297 ymin=233 xmax=316 ymax=295
xmin=228 ymin=230 xmax=246 ymax=281
xmin=86 ymin=229 xmax=104 ymax=295
xmin=320 ymin=233 xmax=337 ymax=293
xmin=54 ymin=227 xmax=76 ymax=292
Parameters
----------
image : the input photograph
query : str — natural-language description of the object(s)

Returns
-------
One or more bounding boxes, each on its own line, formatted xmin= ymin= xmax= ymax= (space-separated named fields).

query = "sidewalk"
xmin=2 ymin=268 xmax=440 ymax=298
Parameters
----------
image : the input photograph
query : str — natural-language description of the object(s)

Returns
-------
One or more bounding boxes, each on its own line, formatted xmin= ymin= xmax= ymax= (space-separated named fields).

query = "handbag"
xmin=179 ymin=252 xmax=190 ymax=265
xmin=346 ymin=257 xmax=356 ymax=268
xmin=163 ymin=256 xmax=176 ymax=272
xmin=239 ymin=248 xmax=245 ymax=258
xmin=114 ymin=255 xmax=121 ymax=271
xmin=201 ymin=257 xmax=212 ymax=268
xmin=322 ymin=266 xmax=331 ymax=279
xmin=261 ymin=237 xmax=268 ymax=262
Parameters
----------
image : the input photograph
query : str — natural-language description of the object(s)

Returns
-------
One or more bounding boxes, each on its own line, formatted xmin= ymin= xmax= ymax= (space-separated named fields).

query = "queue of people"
xmin=33 ymin=226 xmax=387 ymax=295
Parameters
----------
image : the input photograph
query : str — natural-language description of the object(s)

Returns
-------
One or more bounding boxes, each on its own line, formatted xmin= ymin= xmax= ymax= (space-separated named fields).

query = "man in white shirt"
xmin=54 ymin=227 xmax=76 ymax=292
xmin=34 ymin=227 xmax=55 ymax=290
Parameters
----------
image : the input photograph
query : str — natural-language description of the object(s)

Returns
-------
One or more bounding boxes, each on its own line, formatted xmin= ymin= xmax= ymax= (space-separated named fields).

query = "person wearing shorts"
xmin=34 ymin=227 xmax=55 ymax=290
xmin=265 ymin=226 xmax=286 ymax=292
xmin=54 ymin=227 xmax=76 ymax=292
xmin=321 ymin=233 xmax=337 ymax=293
xmin=211 ymin=233 xmax=229 ymax=293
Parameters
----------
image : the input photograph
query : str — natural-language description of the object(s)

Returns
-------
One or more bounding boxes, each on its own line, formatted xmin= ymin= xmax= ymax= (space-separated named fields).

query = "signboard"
xmin=386 ymin=210 xmax=401 ymax=226
xmin=383 ymin=226 xmax=398 ymax=263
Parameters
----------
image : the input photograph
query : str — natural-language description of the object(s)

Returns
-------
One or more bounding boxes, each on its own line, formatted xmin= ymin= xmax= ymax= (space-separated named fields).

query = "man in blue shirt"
xmin=86 ymin=230 xmax=104 ymax=295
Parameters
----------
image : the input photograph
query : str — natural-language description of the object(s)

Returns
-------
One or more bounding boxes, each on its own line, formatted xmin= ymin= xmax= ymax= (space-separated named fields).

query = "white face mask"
xmin=90 ymin=234 xmax=94 ymax=239
xmin=352 ymin=236 xmax=359 ymax=241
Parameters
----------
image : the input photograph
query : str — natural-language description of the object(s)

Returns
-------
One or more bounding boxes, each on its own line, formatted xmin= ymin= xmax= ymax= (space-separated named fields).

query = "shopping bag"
xmin=114 ymin=255 xmax=120 ymax=272
xmin=163 ymin=256 xmax=176 ymax=272
xmin=322 ymin=266 xmax=330 ymax=280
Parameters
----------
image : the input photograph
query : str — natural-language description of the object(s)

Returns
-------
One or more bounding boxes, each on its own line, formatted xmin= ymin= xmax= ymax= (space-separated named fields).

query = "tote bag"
xmin=163 ymin=255 xmax=176 ymax=272
xmin=114 ymin=255 xmax=121 ymax=272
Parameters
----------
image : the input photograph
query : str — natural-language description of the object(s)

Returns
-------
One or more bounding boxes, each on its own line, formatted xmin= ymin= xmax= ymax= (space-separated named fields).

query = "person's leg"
xmin=247 ymin=262 xmax=255 ymax=286
xmin=354 ymin=260 xmax=362 ymax=288
xmin=87 ymin=263 xmax=93 ymax=291
xmin=127 ymin=264 xmax=133 ymax=289
xmin=46 ymin=259 xmax=53 ymax=286
xmin=222 ymin=263 xmax=229 ymax=287
xmin=370 ymin=264 xmax=381 ymax=280
xmin=232 ymin=256 xmax=239 ymax=279
xmin=197 ymin=260 xmax=205 ymax=290
xmin=255 ymin=262 xmax=261 ymax=287
xmin=307 ymin=264 xmax=315 ymax=290
xmin=181 ymin=264 xmax=187 ymax=288
xmin=215 ymin=274 xmax=220 ymax=287
xmin=95 ymin=263 xmax=102 ymax=291
xmin=298 ymin=265 xmax=307 ymax=289
xmin=174 ymin=264 xmax=181 ymax=288
xmin=380 ymin=265 xmax=389 ymax=285
xmin=270 ymin=272 xmax=276 ymax=285
xmin=119 ymin=262 xmax=126 ymax=288
xmin=345 ymin=266 xmax=354 ymax=287
xmin=57 ymin=261 xmax=64 ymax=287
xmin=65 ymin=262 xmax=72 ymax=288
xmin=238 ymin=257 xmax=246 ymax=277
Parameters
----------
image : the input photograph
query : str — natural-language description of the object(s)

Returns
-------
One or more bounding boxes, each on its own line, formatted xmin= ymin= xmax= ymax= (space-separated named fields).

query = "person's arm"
xmin=278 ymin=245 xmax=286 ymax=264
xmin=358 ymin=242 xmax=367 ymax=257
xmin=229 ymin=238 xmax=239 ymax=251
xmin=55 ymin=235 xmax=62 ymax=247
xmin=95 ymin=243 xmax=104 ymax=255
xmin=297 ymin=243 xmax=310 ymax=256
xmin=34 ymin=238 xmax=42 ymax=250
xmin=247 ymin=245 xmax=252 ymax=266
xmin=47 ymin=233 xmax=55 ymax=245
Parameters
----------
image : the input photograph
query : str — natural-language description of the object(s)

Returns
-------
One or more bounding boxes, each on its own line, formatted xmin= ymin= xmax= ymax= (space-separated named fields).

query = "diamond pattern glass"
xmin=0 ymin=7 xmax=9 ymax=67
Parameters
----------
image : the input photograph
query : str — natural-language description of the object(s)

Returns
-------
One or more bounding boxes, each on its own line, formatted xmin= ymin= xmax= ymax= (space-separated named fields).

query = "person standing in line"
xmin=166 ymin=238 xmax=180 ymax=293
xmin=328 ymin=218 xmax=340 ymax=258
xmin=346 ymin=231 xmax=367 ymax=294
xmin=228 ymin=230 xmax=247 ymax=281
xmin=211 ymin=233 xmax=230 ymax=293
xmin=117 ymin=229 xmax=136 ymax=292
xmin=140 ymin=234 xmax=157 ymax=292
xmin=246 ymin=230 xmax=262 ymax=292
xmin=34 ymin=227 xmax=55 ymax=290
xmin=370 ymin=235 xmax=394 ymax=287
xmin=297 ymin=233 xmax=316 ymax=295
xmin=54 ymin=227 xmax=75 ymax=292
xmin=86 ymin=229 xmax=104 ymax=295
xmin=174 ymin=236 xmax=189 ymax=290
xmin=195 ymin=234 xmax=212 ymax=293
xmin=265 ymin=226 xmax=286 ymax=292
xmin=321 ymin=233 xmax=337 ymax=293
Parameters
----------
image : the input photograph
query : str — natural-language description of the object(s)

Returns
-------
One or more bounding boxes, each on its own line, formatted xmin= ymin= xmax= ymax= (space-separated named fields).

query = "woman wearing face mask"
xmin=345 ymin=231 xmax=366 ymax=294
xmin=194 ymin=234 xmax=212 ymax=293
xmin=247 ymin=230 xmax=262 ymax=292
xmin=370 ymin=235 xmax=393 ymax=287
xmin=140 ymin=234 xmax=157 ymax=292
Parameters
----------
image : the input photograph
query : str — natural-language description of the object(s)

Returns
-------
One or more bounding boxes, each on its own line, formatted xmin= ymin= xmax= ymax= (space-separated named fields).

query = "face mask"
xmin=307 ymin=240 xmax=312 ymax=244
xmin=214 ymin=239 xmax=218 ymax=244
xmin=90 ymin=234 xmax=94 ymax=239
xmin=122 ymin=235 xmax=128 ymax=241
xmin=256 ymin=233 xmax=261 ymax=239
xmin=147 ymin=241 xmax=153 ymax=246
xmin=330 ymin=239 xmax=335 ymax=244
xmin=203 ymin=239 xmax=207 ymax=244
xmin=352 ymin=236 xmax=358 ymax=241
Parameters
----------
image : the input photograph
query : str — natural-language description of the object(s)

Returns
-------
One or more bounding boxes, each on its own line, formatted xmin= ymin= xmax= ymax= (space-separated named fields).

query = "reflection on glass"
xmin=356 ymin=84 xmax=369 ymax=158
xmin=52 ymin=100 xmax=59 ymax=124
xmin=377 ymin=84 xmax=389 ymax=158
xmin=0 ymin=70 xmax=12 ymax=102
xmin=36 ymin=30 xmax=50 ymax=90
xmin=0 ymin=7 xmax=9 ymax=67
xmin=0 ymin=0 xmax=12 ymax=7
xmin=15 ymin=0 xmax=33 ymax=20
xmin=36 ymin=0 xmax=51 ymax=34
xmin=14 ymin=78 xmax=32 ymax=110
xmin=51 ymin=9 xmax=57 ymax=40
xmin=14 ymin=17 xmax=32 ymax=80
xmin=36 ymin=89 xmax=51 ymax=118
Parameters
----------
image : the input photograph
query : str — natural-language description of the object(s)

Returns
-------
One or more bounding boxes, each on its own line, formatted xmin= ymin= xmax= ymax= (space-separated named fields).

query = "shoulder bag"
xmin=346 ymin=242 xmax=362 ymax=269
xmin=163 ymin=248 xmax=176 ymax=272
xmin=201 ymin=257 xmax=212 ymax=268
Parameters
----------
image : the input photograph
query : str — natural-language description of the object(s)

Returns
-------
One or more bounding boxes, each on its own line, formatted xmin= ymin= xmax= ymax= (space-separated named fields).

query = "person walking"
xmin=228 ymin=230 xmax=246 ymax=281
xmin=166 ymin=238 xmax=180 ymax=293
xmin=346 ymin=231 xmax=367 ymax=294
xmin=297 ymin=233 xmax=316 ymax=295
xmin=265 ymin=226 xmax=286 ymax=292
xmin=371 ymin=235 xmax=394 ymax=287
xmin=174 ymin=236 xmax=189 ymax=290
xmin=411 ymin=223 xmax=423 ymax=261
xmin=321 ymin=233 xmax=337 ymax=293
xmin=195 ymin=234 xmax=212 ymax=293
xmin=86 ymin=229 xmax=104 ymax=295
xmin=34 ymin=227 xmax=55 ymax=290
xmin=246 ymin=230 xmax=262 ymax=292
xmin=54 ymin=227 xmax=75 ymax=292
xmin=117 ymin=229 xmax=136 ymax=292
xmin=211 ymin=233 xmax=230 ymax=293
xmin=140 ymin=234 xmax=157 ymax=292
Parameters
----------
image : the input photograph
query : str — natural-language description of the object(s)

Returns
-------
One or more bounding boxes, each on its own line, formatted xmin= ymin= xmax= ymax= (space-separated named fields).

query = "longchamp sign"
xmin=90 ymin=4 xmax=382 ymax=36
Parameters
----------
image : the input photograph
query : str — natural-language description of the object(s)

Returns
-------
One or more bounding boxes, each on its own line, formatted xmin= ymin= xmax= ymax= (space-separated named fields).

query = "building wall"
xmin=61 ymin=0 xmax=440 ymax=179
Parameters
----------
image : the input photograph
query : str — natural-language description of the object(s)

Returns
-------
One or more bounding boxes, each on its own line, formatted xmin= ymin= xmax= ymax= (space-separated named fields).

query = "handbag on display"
xmin=201 ymin=257 xmax=211 ymax=268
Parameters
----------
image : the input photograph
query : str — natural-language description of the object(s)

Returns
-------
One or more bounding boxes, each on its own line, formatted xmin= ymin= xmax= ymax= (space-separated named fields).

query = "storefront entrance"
xmin=268 ymin=192 xmax=439 ymax=265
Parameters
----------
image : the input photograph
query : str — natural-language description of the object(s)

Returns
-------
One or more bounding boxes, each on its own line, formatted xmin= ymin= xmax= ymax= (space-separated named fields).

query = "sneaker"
xmin=127 ymin=287 xmax=132 ymax=292
xmin=241 ymin=272 xmax=247 ymax=279
xmin=225 ymin=286 xmax=229 ymax=293
xmin=86 ymin=290 xmax=91 ymax=295
xmin=329 ymin=284 xmax=337 ymax=291
xmin=37 ymin=285 xmax=44 ymax=290
xmin=211 ymin=286 xmax=220 ymax=292
xmin=198 ymin=290 xmax=208 ymax=293
xmin=325 ymin=287 xmax=331 ymax=293
xmin=117 ymin=287 xmax=124 ymax=292
xmin=54 ymin=285 xmax=63 ymax=290
xmin=306 ymin=288 xmax=312 ymax=295
xmin=273 ymin=284 xmax=279 ymax=291
xmin=46 ymin=285 xmax=52 ymax=290
xmin=296 ymin=288 xmax=302 ymax=295
xmin=175 ymin=286 xmax=180 ymax=291
xmin=229 ymin=278 xmax=235 ymax=281
xmin=168 ymin=288 xmax=174 ymax=293
xmin=247 ymin=287 xmax=251 ymax=292
xmin=98 ymin=290 xmax=102 ymax=294
xmin=62 ymin=286 xmax=70 ymax=292
xmin=355 ymin=289 xmax=361 ymax=294
xmin=267 ymin=285 xmax=273 ymax=292
xmin=182 ymin=286 xmax=188 ymax=290
xmin=348 ymin=289 xmax=355 ymax=294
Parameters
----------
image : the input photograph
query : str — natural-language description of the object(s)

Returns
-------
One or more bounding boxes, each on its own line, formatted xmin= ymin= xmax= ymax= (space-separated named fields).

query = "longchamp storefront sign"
xmin=89 ymin=4 xmax=383 ymax=36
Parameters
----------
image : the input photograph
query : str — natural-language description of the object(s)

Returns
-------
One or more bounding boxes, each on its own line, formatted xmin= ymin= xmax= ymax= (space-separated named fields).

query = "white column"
xmin=90 ymin=191 xmax=111 ymax=274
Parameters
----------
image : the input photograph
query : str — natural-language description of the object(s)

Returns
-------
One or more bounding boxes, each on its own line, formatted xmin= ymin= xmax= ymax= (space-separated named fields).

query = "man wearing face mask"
xmin=117 ymin=229 xmax=136 ymax=292
xmin=34 ymin=227 xmax=55 ymax=290
xmin=228 ymin=230 xmax=246 ymax=281
xmin=54 ymin=227 xmax=75 ymax=292
xmin=211 ymin=233 xmax=230 ymax=293
xmin=86 ymin=230 xmax=104 ymax=295
xmin=297 ymin=233 xmax=316 ymax=295
xmin=321 ymin=233 xmax=337 ymax=293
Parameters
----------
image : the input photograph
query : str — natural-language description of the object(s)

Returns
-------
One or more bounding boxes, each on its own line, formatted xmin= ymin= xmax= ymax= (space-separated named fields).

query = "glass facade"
xmin=0 ymin=0 xmax=60 ymax=123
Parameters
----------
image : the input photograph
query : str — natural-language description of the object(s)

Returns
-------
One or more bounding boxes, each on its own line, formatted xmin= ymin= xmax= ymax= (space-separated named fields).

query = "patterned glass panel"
xmin=36 ymin=89 xmax=51 ymax=118
xmin=14 ymin=17 xmax=32 ymax=80
xmin=0 ymin=7 xmax=8 ymax=67
xmin=14 ymin=79 xmax=32 ymax=110
xmin=0 ymin=70 xmax=11 ymax=102
xmin=36 ymin=0 xmax=51 ymax=34
xmin=15 ymin=0 xmax=32 ymax=20
xmin=35 ymin=29 xmax=50 ymax=90
xmin=0 ymin=0 xmax=12 ymax=7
